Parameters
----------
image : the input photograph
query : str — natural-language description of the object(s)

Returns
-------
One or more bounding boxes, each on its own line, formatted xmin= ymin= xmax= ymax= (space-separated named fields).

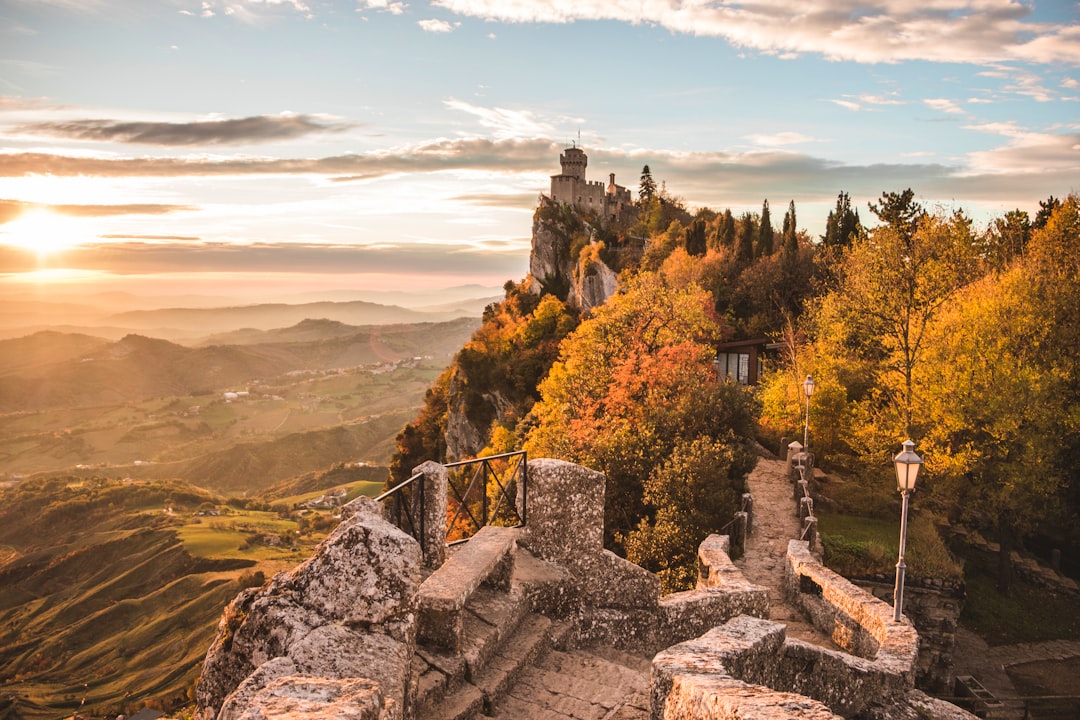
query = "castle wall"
xmin=548 ymin=146 xmax=630 ymax=219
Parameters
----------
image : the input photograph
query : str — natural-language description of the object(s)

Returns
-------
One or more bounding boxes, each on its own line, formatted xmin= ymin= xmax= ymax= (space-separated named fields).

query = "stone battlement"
xmin=195 ymin=459 xmax=971 ymax=720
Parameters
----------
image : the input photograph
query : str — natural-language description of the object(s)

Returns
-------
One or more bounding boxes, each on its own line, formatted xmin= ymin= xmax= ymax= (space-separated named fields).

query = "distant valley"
xmin=0 ymin=292 xmax=488 ymax=718
xmin=0 ymin=314 xmax=480 ymax=490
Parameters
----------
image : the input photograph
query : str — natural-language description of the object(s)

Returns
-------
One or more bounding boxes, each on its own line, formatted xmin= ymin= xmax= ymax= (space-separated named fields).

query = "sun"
xmin=0 ymin=209 xmax=91 ymax=258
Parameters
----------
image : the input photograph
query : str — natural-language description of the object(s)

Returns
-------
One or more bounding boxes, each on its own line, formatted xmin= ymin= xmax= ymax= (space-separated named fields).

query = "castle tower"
xmin=559 ymin=146 xmax=587 ymax=180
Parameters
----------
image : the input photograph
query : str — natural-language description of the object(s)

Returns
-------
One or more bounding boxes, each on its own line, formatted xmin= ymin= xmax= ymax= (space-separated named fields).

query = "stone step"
xmin=415 ymin=585 xmax=531 ymax=710
xmin=419 ymin=613 xmax=570 ymax=720
xmin=487 ymin=648 xmax=651 ymax=720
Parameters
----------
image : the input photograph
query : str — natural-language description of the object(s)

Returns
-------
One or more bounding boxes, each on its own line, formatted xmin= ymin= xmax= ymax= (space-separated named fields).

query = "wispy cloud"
xmin=0 ymin=198 xmax=196 ymax=225
xmin=745 ymin=131 xmax=818 ymax=147
xmin=961 ymin=121 xmax=1080 ymax=176
xmin=428 ymin=0 xmax=1080 ymax=66
xmin=444 ymin=99 xmax=578 ymax=140
xmin=0 ymin=239 xmax=529 ymax=276
xmin=13 ymin=113 xmax=352 ymax=146
xmin=924 ymin=98 xmax=966 ymax=115
xmin=0 ymin=137 xmax=559 ymax=178
xmin=828 ymin=92 xmax=906 ymax=112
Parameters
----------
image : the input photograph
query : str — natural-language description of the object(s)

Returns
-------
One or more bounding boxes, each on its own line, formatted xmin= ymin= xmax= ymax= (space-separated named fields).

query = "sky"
xmin=0 ymin=0 xmax=1078 ymax=300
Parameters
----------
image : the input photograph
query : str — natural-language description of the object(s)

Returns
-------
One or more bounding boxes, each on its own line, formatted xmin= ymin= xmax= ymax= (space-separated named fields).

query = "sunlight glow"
xmin=0 ymin=209 xmax=93 ymax=257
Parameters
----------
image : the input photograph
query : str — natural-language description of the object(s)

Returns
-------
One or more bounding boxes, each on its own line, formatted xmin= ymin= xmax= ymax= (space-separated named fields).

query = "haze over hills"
xmin=0 ymin=313 xmax=480 ymax=486
xmin=0 ymin=287 xmax=500 ymax=342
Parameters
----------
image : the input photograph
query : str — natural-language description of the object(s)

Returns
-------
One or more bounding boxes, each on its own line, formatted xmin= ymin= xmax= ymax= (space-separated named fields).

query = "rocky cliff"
xmin=527 ymin=195 xmax=620 ymax=312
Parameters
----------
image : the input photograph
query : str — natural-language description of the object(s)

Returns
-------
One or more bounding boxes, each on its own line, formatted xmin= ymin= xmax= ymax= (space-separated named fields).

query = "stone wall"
xmin=785 ymin=540 xmax=918 ymax=674
xmin=854 ymin=577 xmax=964 ymax=693
xmin=196 ymin=497 xmax=422 ymax=720
xmin=520 ymin=459 xmax=770 ymax=655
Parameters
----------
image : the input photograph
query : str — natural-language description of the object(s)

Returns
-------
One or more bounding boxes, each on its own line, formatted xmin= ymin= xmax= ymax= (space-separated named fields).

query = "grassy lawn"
xmin=818 ymin=511 xmax=962 ymax=580
xmin=177 ymin=510 xmax=304 ymax=560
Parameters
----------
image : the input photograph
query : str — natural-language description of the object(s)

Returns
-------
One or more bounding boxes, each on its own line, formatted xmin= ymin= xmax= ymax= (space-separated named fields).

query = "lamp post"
xmin=893 ymin=439 xmax=923 ymax=623
xmin=802 ymin=375 xmax=816 ymax=451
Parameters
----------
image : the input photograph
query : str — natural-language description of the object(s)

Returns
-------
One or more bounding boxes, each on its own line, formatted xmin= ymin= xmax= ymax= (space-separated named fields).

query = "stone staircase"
xmin=412 ymin=540 xmax=650 ymax=720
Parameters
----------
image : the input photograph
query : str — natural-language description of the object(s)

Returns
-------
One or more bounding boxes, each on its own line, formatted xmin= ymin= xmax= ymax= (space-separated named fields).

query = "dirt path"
xmin=734 ymin=456 xmax=836 ymax=648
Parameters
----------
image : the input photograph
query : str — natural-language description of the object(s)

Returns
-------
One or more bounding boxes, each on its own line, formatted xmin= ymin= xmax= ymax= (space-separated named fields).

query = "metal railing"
xmin=375 ymin=470 xmax=427 ymax=556
xmin=376 ymin=450 xmax=527 ymax=551
xmin=445 ymin=451 xmax=527 ymax=544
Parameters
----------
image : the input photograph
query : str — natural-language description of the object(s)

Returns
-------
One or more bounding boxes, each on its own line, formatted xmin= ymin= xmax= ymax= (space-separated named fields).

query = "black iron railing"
xmin=375 ymin=450 xmax=527 ymax=551
xmin=375 ymin=471 xmax=427 ymax=556
xmin=445 ymin=451 xmax=527 ymax=544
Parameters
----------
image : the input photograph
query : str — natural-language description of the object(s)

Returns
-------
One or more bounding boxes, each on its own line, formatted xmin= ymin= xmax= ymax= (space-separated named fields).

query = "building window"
xmin=715 ymin=352 xmax=751 ymax=385
xmin=737 ymin=353 xmax=749 ymax=384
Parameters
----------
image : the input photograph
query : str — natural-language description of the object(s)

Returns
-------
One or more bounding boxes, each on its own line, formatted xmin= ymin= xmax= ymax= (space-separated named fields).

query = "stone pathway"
xmin=489 ymin=646 xmax=650 ymax=720
xmin=734 ymin=456 xmax=836 ymax=648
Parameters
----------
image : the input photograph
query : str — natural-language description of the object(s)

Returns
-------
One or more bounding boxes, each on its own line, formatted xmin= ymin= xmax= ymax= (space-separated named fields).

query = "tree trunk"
xmin=997 ymin=513 xmax=1014 ymax=595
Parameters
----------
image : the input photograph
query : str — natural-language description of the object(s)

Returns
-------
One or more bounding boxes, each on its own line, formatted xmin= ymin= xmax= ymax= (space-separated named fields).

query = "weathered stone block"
xmin=417 ymin=525 xmax=519 ymax=651
xmin=197 ymin=498 xmax=422 ymax=720
xmin=412 ymin=460 xmax=448 ymax=569
xmin=228 ymin=675 xmax=385 ymax=720
xmin=519 ymin=458 xmax=605 ymax=563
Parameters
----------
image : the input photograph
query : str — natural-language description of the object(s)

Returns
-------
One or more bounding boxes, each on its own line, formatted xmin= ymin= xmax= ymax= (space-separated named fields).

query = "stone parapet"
xmin=786 ymin=540 xmax=918 ymax=676
xmin=651 ymin=616 xmax=840 ymax=720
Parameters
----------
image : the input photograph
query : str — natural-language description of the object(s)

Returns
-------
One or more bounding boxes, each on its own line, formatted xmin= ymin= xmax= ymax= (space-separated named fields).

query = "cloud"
xmin=98 ymin=234 xmax=203 ymax=241
xmin=829 ymin=99 xmax=864 ymax=112
xmin=0 ymin=198 xmax=196 ymax=225
xmin=451 ymin=192 xmax=538 ymax=209
xmin=962 ymin=124 xmax=1080 ymax=175
xmin=357 ymin=0 xmax=406 ymax=14
xmin=828 ymin=92 xmax=906 ymax=112
xmin=428 ymin=0 xmax=1080 ymax=66
xmin=13 ymin=113 xmax=352 ymax=146
xmin=745 ymin=131 xmax=818 ymax=147
xmin=444 ymin=98 xmax=578 ymax=139
xmin=924 ymin=98 xmax=966 ymax=115
xmin=0 ymin=239 xmax=530 ymax=276
xmin=418 ymin=18 xmax=459 ymax=32
xmin=0 ymin=137 xmax=561 ymax=178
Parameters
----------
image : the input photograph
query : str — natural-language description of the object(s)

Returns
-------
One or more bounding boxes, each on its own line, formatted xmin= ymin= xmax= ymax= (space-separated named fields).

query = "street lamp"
xmin=802 ymin=375 xmax=816 ymax=451
xmin=892 ymin=439 xmax=923 ymax=623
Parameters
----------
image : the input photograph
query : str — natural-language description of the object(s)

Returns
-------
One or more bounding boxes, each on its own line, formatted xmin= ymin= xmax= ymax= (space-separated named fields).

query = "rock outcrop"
xmin=196 ymin=497 xmax=422 ymax=720
xmin=527 ymin=196 xmax=619 ymax=312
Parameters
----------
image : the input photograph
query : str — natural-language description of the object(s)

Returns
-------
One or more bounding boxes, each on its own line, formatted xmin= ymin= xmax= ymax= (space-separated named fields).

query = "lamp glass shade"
xmin=803 ymin=375 xmax=816 ymax=399
xmin=893 ymin=440 xmax=923 ymax=492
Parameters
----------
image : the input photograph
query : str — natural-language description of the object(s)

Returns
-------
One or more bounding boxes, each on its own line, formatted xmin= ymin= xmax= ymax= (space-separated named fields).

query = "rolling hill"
xmin=0 ymin=317 xmax=478 ymax=414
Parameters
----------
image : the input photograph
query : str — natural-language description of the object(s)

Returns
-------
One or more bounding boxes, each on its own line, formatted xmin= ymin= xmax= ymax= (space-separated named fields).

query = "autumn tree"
xmin=980 ymin=209 xmax=1030 ymax=271
xmin=524 ymin=272 xmax=753 ymax=556
xmin=623 ymin=434 xmax=754 ymax=592
xmin=812 ymin=208 xmax=981 ymax=442
xmin=782 ymin=200 xmax=798 ymax=258
xmin=713 ymin=209 xmax=736 ymax=251
xmin=735 ymin=212 xmax=756 ymax=262
xmin=685 ymin=217 xmax=708 ymax=256
xmin=919 ymin=269 xmax=1063 ymax=592
xmin=869 ymin=188 xmax=923 ymax=242
xmin=1033 ymin=195 xmax=1061 ymax=230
